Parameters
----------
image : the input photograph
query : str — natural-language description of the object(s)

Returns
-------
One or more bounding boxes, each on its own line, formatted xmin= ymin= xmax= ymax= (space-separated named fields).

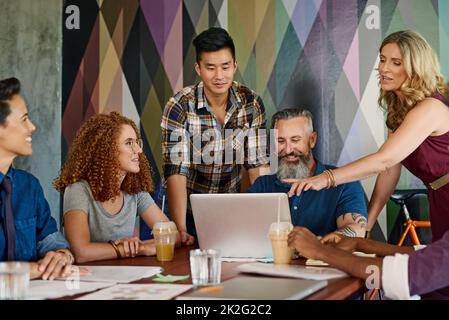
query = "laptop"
xmin=190 ymin=193 xmax=291 ymax=258
xmin=176 ymin=276 xmax=327 ymax=300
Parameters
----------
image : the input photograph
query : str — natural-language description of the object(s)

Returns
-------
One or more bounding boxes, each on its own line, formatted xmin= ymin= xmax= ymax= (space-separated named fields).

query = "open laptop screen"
xmin=190 ymin=193 xmax=291 ymax=258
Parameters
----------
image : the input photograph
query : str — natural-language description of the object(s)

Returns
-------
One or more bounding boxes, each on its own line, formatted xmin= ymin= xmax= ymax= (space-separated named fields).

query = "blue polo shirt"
xmin=248 ymin=161 xmax=367 ymax=236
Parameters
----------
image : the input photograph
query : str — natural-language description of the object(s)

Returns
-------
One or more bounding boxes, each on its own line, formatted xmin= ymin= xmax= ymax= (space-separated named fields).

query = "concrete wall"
xmin=0 ymin=0 xmax=62 ymax=226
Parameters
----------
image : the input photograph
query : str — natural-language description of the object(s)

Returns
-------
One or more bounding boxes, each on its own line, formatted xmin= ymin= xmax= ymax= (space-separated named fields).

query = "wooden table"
xmin=73 ymin=246 xmax=364 ymax=300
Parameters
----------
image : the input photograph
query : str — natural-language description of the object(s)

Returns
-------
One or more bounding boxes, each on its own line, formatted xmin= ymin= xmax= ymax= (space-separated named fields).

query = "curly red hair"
xmin=54 ymin=112 xmax=154 ymax=201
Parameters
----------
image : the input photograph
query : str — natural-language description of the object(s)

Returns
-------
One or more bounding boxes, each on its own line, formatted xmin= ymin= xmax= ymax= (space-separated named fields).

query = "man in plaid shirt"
xmin=161 ymin=27 xmax=270 ymax=244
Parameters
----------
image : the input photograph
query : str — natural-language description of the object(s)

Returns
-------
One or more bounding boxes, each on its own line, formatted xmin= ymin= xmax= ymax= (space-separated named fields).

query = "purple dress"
xmin=403 ymin=92 xmax=449 ymax=299
xmin=401 ymin=92 xmax=449 ymax=242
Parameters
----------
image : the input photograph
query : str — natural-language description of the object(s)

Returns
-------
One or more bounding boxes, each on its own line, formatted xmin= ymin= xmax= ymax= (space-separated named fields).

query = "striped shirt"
xmin=161 ymin=81 xmax=269 ymax=214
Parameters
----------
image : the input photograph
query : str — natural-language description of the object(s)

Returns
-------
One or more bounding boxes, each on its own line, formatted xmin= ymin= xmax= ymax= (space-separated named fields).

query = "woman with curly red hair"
xmin=54 ymin=112 xmax=174 ymax=263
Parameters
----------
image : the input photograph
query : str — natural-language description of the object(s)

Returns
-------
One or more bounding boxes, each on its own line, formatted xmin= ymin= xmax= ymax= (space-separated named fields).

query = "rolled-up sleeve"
xmin=37 ymin=232 xmax=69 ymax=259
xmin=34 ymin=181 xmax=69 ymax=258
xmin=382 ymin=254 xmax=418 ymax=300
xmin=161 ymin=98 xmax=191 ymax=178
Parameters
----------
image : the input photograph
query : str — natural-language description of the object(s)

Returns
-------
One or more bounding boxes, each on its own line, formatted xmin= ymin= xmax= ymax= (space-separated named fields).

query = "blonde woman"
xmin=286 ymin=30 xmax=449 ymax=299
xmin=287 ymin=30 xmax=449 ymax=242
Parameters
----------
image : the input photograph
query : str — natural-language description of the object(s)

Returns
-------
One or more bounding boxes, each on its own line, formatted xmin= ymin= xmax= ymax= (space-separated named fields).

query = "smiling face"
xmin=0 ymin=95 xmax=36 ymax=158
xmin=117 ymin=124 xmax=142 ymax=175
xmin=378 ymin=43 xmax=408 ymax=93
xmin=275 ymin=117 xmax=317 ymax=180
xmin=195 ymin=48 xmax=237 ymax=98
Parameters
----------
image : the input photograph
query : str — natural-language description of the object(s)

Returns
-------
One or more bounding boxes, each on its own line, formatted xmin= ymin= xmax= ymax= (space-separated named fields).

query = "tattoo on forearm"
xmin=354 ymin=214 xmax=368 ymax=228
xmin=343 ymin=213 xmax=368 ymax=228
xmin=337 ymin=226 xmax=358 ymax=237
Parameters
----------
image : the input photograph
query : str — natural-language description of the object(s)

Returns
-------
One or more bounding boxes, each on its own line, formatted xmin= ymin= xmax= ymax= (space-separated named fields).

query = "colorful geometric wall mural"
xmin=62 ymin=0 xmax=449 ymax=241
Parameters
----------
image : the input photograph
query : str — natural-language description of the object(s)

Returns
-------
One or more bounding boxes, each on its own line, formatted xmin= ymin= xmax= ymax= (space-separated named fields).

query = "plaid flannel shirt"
xmin=161 ymin=81 xmax=269 ymax=213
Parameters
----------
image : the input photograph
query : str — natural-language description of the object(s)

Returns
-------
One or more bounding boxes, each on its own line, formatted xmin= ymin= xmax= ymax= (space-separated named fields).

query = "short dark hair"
xmin=192 ymin=27 xmax=236 ymax=62
xmin=0 ymin=77 xmax=21 ymax=125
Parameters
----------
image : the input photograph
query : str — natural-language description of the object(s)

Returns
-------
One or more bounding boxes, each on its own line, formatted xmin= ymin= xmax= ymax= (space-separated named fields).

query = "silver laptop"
xmin=177 ymin=276 xmax=327 ymax=300
xmin=190 ymin=193 xmax=291 ymax=258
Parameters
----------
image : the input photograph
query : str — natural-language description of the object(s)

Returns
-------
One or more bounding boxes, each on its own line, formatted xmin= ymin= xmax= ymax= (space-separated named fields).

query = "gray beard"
xmin=276 ymin=155 xmax=312 ymax=181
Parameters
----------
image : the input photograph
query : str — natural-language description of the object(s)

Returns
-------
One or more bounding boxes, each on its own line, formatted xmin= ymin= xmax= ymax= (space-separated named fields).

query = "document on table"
xmin=306 ymin=252 xmax=376 ymax=266
xmin=26 ymin=280 xmax=112 ymax=300
xmin=238 ymin=262 xmax=348 ymax=280
xmin=77 ymin=283 xmax=193 ymax=300
xmin=59 ymin=266 xmax=163 ymax=284
xmin=221 ymin=257 xmax=273 ymax=263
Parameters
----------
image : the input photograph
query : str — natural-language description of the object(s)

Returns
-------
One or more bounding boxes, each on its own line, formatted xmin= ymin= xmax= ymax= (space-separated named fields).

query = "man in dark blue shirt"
xmin=248 ymin=108 xmax=367 ymax=239
xmin=0 ymin=77 xmax=74 ymax=280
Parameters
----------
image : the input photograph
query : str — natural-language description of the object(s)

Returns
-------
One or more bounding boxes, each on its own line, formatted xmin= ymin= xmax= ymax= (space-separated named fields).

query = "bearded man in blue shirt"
xmin=0 ymin=77 xmax=74 ymax=280
xmin=248 ymin=108 xmax=368 ymax=240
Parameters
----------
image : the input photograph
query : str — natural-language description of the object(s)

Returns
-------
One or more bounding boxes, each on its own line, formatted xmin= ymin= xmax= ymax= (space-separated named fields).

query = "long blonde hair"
xmin=378 ymin=30 xmax=448 ymax=131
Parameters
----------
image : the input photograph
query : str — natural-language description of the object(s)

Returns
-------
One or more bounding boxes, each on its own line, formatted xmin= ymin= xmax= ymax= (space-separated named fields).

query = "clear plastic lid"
xmin=268 ymin=222 xmax=293 ymax=236
xmin=152 ymin=221 xmax=178 ymax=235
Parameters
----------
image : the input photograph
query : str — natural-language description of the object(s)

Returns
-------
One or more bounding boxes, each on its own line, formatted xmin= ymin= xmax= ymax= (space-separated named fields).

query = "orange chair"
xmin=368 ymin=189 xmax=430 ymax=300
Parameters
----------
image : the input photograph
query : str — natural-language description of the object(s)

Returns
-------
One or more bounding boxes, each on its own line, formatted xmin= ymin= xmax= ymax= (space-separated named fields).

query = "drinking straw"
xmin=277 ymin=196 xmax=281 ymax=234
xmin=162 ymin=195 xmax=166 ymax=214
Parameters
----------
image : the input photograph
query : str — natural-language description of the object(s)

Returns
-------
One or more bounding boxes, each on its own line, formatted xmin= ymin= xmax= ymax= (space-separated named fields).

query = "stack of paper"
xmin=238 ymin=262 xmax=348 ymax=280
xmin=27 ymin=281 xmax=113 ymax=300
xmin=306 ymin=252 xmax=376 ymax=266
xmin=77 ymin=283 xmax=193 ymax=300
xmin=27 ymin=265 xmax=164 ymax=300
xmin=66 ymin=266 xmax=163 ymax=283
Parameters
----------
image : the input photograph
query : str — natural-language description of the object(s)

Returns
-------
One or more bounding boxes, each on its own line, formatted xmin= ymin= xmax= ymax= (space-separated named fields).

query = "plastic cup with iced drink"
xmin=0 ymin=262 xmax=30 ymax=299
xmin=152 ymin=221 xmax=178 ymax=262
xmin=268 ymin=222 xmax=294 ymax=264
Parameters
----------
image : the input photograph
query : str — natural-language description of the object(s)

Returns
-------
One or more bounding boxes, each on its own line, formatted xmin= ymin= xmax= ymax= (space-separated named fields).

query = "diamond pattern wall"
xmin=62 ymin=0 xmax=449 ymax=240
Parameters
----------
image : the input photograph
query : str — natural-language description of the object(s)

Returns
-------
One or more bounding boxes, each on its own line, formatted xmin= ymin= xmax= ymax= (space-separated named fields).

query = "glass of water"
xmin=0 ymin=262 xmax=30 ymax=300
xmin=189 ymin=249 xmax=221 ymax=286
